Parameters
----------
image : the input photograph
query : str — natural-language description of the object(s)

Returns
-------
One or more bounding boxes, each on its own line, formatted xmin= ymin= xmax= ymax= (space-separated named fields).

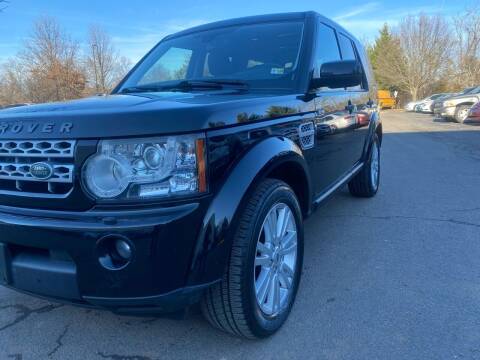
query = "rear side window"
xmin=338 ymin=34 xmax=356 ymax=61
xmin=338 ymin=33 xmax=367 ymax=90
xmin=314 ymin=23 xmax=341 ymax=78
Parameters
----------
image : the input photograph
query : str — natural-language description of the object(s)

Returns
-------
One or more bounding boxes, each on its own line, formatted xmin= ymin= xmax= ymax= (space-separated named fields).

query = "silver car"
xmin=440 ymin=86 xmax=480 ymax=123
xmin=415 ymin=93 xmax=451 ymax=114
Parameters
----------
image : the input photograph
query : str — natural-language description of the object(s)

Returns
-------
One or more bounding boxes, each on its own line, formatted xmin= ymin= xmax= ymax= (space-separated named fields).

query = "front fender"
xmin=186 ymin=136 xmax=311 ymax=286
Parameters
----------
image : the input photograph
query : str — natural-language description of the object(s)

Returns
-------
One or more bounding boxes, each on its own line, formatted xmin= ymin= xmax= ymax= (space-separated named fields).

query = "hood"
xmin=447 ymin=92 xmax=480 ymax=102
xmin=0 ymin=91 xmax=312 ymax=139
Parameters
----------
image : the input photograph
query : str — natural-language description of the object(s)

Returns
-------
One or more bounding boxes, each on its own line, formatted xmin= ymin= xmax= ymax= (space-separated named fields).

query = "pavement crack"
xmin=320 ymin=214 xmax=480 ymax=229
xmin=0 ymin=304 xmax=64 ymax=332
xmin=452 ymin=207 xmax=480 ymax=213
xmin=48 ymin=324 xmax=70 ymax=357
xmin=97 ymin=353 xmax=152 ymax=360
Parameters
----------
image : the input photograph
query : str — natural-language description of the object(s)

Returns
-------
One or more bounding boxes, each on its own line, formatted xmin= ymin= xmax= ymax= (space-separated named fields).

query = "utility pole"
xmin=92 ymin=43 xmax=100 ymax=93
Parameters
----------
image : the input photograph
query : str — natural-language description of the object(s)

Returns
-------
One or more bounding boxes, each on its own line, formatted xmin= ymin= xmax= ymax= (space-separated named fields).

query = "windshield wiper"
xmin=161 ymin=79 xmax=250 ymax=92
xmin=196 ymin=79 xmax=250 ymax=88
xmin=120 ymin=79 xmax=249 ymax=94
xmin=120 ymin=86 xmax=164 ymax=94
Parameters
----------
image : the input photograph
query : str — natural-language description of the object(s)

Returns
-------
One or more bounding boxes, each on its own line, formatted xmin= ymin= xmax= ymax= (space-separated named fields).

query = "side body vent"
xmin=298 ymin=122 xmax=315 ymax=150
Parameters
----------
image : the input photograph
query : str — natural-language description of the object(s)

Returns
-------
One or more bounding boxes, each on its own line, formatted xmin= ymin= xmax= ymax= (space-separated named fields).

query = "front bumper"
xmin=440 ymin=106 xmax=456 ymax=118
xmin=466 ymin=115 xmax=480 ymax=123
xmin=0 ymin=200 xmax=214 ymax=314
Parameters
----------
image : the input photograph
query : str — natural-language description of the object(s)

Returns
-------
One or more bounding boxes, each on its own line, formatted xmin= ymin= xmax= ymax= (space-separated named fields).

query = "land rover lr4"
xmin=0 ymin=12 xmax=382 ymax=338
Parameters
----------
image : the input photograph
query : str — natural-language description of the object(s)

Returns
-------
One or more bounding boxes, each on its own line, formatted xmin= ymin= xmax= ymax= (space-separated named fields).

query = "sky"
xmin=0 ymin=0 xmax=472 ymax=64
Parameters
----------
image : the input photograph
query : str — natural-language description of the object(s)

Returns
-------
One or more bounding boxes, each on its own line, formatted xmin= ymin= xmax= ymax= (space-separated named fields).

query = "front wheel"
xmin=201 ymin=179 xmax=304 ymax=339
xmin=454 ymin=105 xmax=470 ymax=123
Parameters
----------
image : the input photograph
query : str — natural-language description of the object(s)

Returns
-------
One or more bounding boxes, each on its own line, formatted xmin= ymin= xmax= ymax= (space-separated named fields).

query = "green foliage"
xmin=368 ymin=24 xmax=402 ymax=90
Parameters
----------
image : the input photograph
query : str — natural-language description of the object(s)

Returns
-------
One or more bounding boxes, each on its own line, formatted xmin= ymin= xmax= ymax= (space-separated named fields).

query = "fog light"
xmin=97 ymin=235 xmax=134 ymax=271
xmin=115 ymin=239 xmax=132 ymax=260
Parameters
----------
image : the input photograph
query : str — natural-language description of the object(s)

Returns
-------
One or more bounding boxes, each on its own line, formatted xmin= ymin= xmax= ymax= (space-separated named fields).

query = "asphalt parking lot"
xmin=1 ymin=111 xmax=479 ymax=360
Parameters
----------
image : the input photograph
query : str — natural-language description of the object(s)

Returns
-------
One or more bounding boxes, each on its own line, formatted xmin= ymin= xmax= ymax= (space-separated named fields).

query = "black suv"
xmin=0 ymin=12 xmax=381 ymax=338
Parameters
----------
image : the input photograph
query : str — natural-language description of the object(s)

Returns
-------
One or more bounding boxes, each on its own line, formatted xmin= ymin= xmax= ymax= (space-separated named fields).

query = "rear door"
xmin=336 ymin=32 xmax=371 ymax=167
xmin=311 ymin=23 xmax=370 ymax=196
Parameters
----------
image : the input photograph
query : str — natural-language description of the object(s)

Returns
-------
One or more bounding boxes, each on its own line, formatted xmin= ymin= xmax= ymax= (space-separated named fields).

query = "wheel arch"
xmin=457 ymin=102 xmax=475 ymax=106
xmin=265 ymin=160 xmax=310 ymax=218
xmin=361 ymin=110 xmax=382 ymax=162
xmin=375 ymin=121 xmax=383 ymax=146
xmin=187 ymin=136 xmax=312 ymax=286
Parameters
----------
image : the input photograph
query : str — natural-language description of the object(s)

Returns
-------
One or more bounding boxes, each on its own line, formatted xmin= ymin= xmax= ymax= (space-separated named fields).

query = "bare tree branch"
xmin=19 ymin=17 xmax=85 ymax=102
xmin=85 ymin=25 xmax=132 ymax=93
xmin=452 ymin=5 xmax=480 ymax=87
xmin=370 ymin=15 xmax=452 ymax=101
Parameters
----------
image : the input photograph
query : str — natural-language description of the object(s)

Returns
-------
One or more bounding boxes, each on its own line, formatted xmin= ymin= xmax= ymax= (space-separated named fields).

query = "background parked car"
xmin=466 ymin=102 xmax=480 ymax=123
xmin=416 ymin=93 xmax=453 ymax=114
xmin=408 ymin=94 xmax=445 ymax=113
xmin=432 ymin=93 xmax=458 ymax=117
xmin=378 ymin=90 xmax=396 ymax=109
xmin=440 ymin=86 xmax=480 ymax=123
xmin=434 ymin=87 xmax=477 ymax=118
xmin=405 ymin=100 xmax=420 ymax=111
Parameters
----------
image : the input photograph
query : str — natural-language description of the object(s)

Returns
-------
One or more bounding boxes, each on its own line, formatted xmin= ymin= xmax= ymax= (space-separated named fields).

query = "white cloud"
xmin=334 ymin=3 xmax=460 ymax=41
xmin=333 ymin=2 xmax=381 ymax=21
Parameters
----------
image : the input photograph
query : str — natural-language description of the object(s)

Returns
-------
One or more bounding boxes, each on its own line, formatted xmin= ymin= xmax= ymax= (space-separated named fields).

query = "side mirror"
xmin=311 ymin=60 xmax=363 ymax=90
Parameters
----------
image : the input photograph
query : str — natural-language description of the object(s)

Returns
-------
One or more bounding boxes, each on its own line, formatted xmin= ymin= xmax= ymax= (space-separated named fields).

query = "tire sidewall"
xmin=242 ymin=182 xmax=304 ymax=337
xmin=367 ymin=135 xmax=381 ymax=194
xmin=455 ymin=105 xmax=469 ymax=123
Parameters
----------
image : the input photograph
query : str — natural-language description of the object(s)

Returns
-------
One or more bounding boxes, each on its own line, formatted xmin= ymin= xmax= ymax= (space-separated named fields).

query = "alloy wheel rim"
xmin=459 ymin=109 xmax=469 ymax=121
xmin=254 ymin=202 xmax=297 ymax=316
xmin=371 ymin=142 xmax=380 ymax=189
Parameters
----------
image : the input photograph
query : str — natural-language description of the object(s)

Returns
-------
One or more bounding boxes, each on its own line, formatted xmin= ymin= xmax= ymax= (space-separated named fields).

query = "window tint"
xmin=338 ymin=34 xmax=356 ymax=60
xmin=122 ymin=22 xmax=305 ymax=92
xmin=314 ymin=23 xmax=341 ymax=78
xmin=139 ymin=47 xmax=193 ymax=85
xmin=338 ymin=33 xmax=365 ymax=90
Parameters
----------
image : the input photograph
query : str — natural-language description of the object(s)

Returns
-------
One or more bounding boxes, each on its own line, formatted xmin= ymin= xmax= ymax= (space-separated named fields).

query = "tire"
xmin=454 ymin=105 xmax=471 ymax=123
xmin=201 ymin=179 xmax=304 ymax=339
xmin=348 ymin=134 xmax=381 ymax=198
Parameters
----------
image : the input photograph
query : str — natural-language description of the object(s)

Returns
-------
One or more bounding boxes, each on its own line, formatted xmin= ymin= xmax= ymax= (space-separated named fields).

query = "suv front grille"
xmin=0 ymin=140 xmax=76 ymax=197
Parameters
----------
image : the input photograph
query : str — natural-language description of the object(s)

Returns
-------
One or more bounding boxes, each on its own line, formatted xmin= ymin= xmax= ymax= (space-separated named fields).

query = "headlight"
xmin=83 ymin=134 xmax=207 ymax=200
xmin=444 ymin=101 xmax=454 ymax=107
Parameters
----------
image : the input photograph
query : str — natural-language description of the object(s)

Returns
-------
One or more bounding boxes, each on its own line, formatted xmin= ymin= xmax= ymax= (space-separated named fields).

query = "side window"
xmin=338 ymin=34 xmax=356 ymax=61
xmin=139 ymin=47 xmax=193 ymax=85
xmin=314 ymin=23 xmax=341 ymax=79
xmin=338 ymin=33 xmax=366 ymax=90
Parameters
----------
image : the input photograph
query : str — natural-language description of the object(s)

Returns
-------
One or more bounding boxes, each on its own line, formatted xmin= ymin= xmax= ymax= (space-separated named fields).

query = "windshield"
xmin=462 ymin=87 xmax=477 ymax=94
xmin=118 ymin=21 xmax=304 ymax=93
xmin=471 ymin=87 xmax=480 ymax=94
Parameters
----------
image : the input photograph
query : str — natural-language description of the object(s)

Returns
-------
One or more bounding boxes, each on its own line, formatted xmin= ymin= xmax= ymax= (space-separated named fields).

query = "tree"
xmin=0 ymin=17 xmax=133 ymax=105
xmin=452 ymin=6 xmax=480 ymax=88
xmin=86 ymin=25 xmax=132 ymax=93
xmin=0 ymin=59 xmax=26 ymax=105
xmin=368 ymin=24 xmax=404 ymax=90
xmin=20 ymin=17 xmax=85 ymax=102
xmin=369 ymin=15 xmax=452 ymax=101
